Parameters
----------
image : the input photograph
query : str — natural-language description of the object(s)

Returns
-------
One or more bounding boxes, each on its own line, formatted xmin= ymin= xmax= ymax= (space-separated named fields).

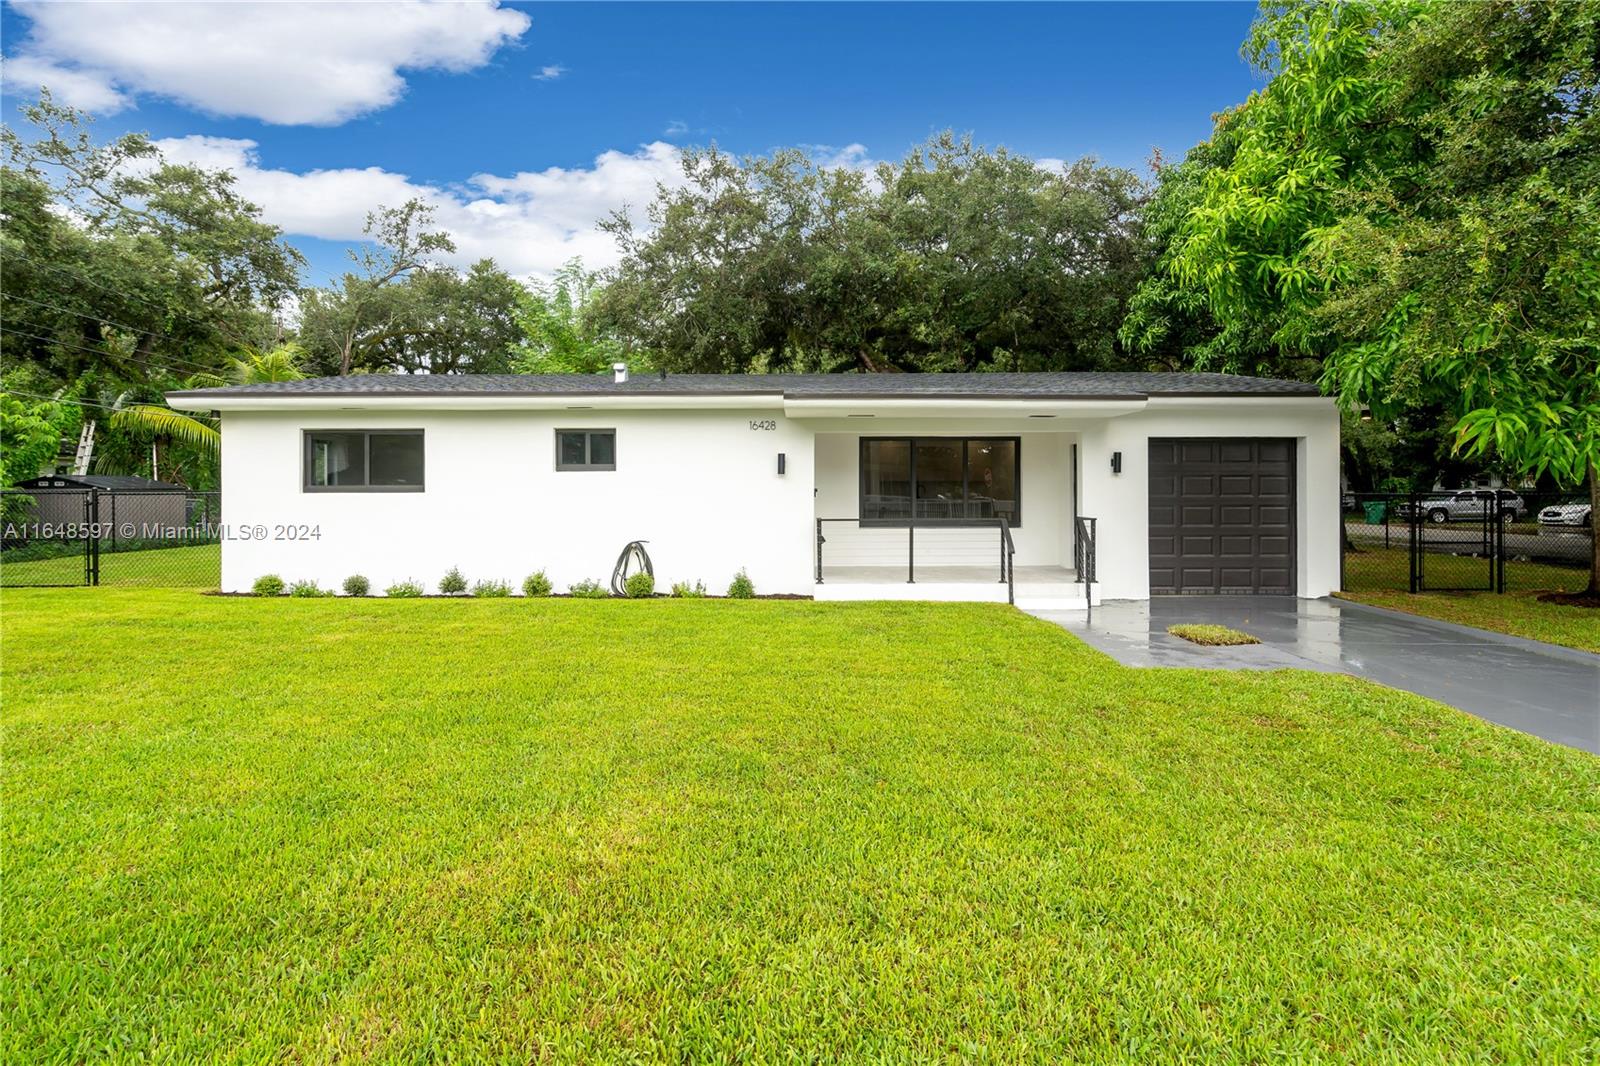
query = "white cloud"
xmin=155 ymin=136 xmax=690 ymax=279
xmin=0 ymin=54 xmax=131 ymax=113
xmin=663 ymin=119 xmax=690 ymax=137
xmin=3 ymin=0 xmax=529 ymax=125
xmin=532 ymin=65 xmax=566 ymax=81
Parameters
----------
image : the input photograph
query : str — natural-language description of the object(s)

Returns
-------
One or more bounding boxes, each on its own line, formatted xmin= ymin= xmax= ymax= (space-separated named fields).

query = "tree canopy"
xmin=592 ymin=134 xmax=1152 ymax=374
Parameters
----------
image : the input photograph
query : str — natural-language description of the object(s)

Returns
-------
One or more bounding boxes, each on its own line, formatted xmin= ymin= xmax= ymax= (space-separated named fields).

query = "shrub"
xmin=385 ymin=579 xmax=424 ymax=598
xmin=342 ymin=574 xmax=370 ymax=597
xmin=670 ymin=579 xmax=707 ymax=598
xmin=438 ymin=567 xmax=468 ymax=595
xmin=289 ymin=579 xmax=330 ymax=598
xmin=472 ymin=579 xmax=512 ymax=598
xmin=251 ymin=574 xmax=285 ymax=597
xmin=727 ymin=569 xmax=755 ymax=599
xmin=568 ymin=578 xmax=609 ymax=599
xmin=623 ymin=571 xmax=655 ymax=598
xmin=522 ymin=570 xmax=553 ymax=597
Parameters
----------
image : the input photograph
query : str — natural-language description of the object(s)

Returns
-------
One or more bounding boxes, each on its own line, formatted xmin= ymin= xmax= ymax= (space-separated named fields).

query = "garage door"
xmin=1148 ymin=438 xmax=1296 ymax=595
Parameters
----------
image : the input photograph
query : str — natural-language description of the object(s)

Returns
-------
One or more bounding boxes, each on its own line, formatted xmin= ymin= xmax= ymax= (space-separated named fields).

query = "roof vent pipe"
xmin=612 ymin=362 xmax=629 ymax=384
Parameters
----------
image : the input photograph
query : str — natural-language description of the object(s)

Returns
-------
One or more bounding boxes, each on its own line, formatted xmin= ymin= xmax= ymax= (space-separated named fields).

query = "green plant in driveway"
xmin=471 ymin=579 xmax=511 ymax=598
xmin=438 ymin=567 xmax=468 ymax=595
xmin=568 ymin=578 xmax=608 ymax=599
xmin=726 ymin=569 xmax=755 ymax=599
xmin=342 ymin=575 xmax=370 ymax=597
xmin=385 ymin=579 xmax=424 ymax=598
xmin=1168 ymin=623 xmax=1260 ymax=647
xmin=251 ymin=574 xmax=284 ymax=597
xmin=623 ymin=572 xmax=655 ymax=598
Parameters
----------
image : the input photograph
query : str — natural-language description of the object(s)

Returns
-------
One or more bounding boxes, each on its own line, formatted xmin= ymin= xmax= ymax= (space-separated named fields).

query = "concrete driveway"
xmin=1032 ymin=596 xmax=1600 ymax=754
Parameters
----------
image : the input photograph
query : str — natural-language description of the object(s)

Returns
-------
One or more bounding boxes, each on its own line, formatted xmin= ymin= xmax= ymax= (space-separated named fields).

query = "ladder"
xmin=71 ymin=420 xmax=96 ymax=475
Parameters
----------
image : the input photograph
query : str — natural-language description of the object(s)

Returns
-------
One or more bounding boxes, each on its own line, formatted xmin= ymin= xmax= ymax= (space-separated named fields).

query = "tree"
xmin=299 ymin=199 xmax=456 ymax=376
xmin=1161 ymin=0 xmax=1600 ymax=592
xmin=509 ymin=260 xmax=630 ymax=374
xmin=591 ymin=134 xmax=1150 ymax=374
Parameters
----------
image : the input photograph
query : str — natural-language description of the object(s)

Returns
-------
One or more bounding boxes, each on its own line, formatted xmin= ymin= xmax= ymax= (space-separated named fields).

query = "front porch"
xmin=814 ymin=563 xmax=1095 ymax=610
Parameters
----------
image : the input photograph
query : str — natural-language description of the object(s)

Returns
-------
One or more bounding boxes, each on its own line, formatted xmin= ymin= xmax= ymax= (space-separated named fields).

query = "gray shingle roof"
xmin=170 ymin=372 xmax=1320 ymax=402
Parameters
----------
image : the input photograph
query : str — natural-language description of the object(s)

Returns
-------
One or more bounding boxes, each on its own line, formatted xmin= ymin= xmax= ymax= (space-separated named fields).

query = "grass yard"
xmin=1337 ymin=589 xmax=1600 ymax=654
xmin=4 ymin=591 xmax=1598 ymax=1061
xmin=0 ymin=541 xmax=220 ymax=588
xmin=1341 ymin=544 xmax=1589 ymax=595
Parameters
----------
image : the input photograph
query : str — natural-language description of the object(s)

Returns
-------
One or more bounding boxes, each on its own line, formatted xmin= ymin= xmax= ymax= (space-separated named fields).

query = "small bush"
xmin=438 ymin=567 xmax=468 ymax=595
xmin=568 ymin=578 xmax=609 ymax=599
xmin=670 ymin=579 xmax=707 ymax=598
xmin=1167 ymin=623 xmax=1261 ymax=647
xmin=623 ymin=571 xmax=655 ymax=598
xmin=472 ymin=579 xmax=512 ymax=598
xmin=251 ymin=574 xmax=285 ymax=597
xmin=289 ymin=579 xmax=331 ymax=598
xmin=342 ymin=574 xmax=370 ymax=597
xmin=522 ymin=570 xmax=553 ymax=597
xmin=727 ymin=569 xmax=755 ymax=599
xmin=385 ymin=579 xmax=424 ymax=598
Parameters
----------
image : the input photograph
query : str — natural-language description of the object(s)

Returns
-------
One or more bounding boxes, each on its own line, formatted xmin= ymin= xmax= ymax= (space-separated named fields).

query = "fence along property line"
xmin=1 ymin=487 xmax=222 ymax=588
xmin=1340 ymin=490 xmax=1593 ymax=596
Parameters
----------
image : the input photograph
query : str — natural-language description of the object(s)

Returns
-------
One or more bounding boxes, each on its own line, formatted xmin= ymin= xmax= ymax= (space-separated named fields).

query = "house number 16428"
xmin=748 ymin=419 xmax=777 ymax=431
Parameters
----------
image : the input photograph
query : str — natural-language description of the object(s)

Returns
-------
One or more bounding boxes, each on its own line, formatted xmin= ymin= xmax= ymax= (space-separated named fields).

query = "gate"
xmin=2 ymin=487 xmax=221 ymax=588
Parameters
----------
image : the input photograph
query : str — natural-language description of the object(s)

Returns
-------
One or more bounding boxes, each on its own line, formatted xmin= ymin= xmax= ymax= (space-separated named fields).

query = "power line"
xmin=0 ymin=291 xmax=224 ymax=377
xmin=5 ymin=247 xmax=294 ymax=334
xmin=0 ymin=325 xmax=222 ymax=383
xmin=1 ymin=388 xmax=140 ymax=414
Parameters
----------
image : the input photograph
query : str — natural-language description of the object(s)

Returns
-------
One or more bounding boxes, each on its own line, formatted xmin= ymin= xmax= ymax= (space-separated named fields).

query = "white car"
xmin=1538 ymin=501 xmax=1593 ymax=528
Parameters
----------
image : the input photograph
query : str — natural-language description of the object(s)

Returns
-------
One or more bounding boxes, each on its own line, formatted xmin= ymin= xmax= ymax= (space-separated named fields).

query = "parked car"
xmin=1538 ymin=500 xmax=1593 ymax=528
xmin=1399 ymin=489 xmax=1526 ymax=524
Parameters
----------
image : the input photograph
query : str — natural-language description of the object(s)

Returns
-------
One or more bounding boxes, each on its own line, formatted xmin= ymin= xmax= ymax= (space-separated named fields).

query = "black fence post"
xmin=86 ymin=488 xmax=100 ymax=587
xmin=1408 ymin=493 xmax=1420 ymax=593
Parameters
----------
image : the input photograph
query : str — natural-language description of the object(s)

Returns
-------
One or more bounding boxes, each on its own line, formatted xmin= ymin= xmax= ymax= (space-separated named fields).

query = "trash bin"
xmin=1363 ymin=501 xmax=1387 ymax=524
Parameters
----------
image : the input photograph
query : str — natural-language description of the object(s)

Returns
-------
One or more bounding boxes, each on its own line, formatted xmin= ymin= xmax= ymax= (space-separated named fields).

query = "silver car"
xmin=1405 ymin=489 xmax=1526 ymax=524
xmin=1538 ymin=500 xmax=1593 ymax=528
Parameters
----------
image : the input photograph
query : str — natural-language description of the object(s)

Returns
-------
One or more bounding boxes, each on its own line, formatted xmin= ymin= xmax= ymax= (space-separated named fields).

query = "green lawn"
xmin=1338 ymin=590 xmax=1600 ymax=654
xmin=1341 ymin=545 xmax=1598 ymax=652
xmin=4 ymin=591 xmax=1598 ymax=1061
xmin=1 ymin=542 xmax=220 ymax=588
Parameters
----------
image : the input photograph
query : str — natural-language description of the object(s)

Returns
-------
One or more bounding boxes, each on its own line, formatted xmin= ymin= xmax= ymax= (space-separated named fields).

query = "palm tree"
xmin=108 ymin=343 xmax=306 ymax=469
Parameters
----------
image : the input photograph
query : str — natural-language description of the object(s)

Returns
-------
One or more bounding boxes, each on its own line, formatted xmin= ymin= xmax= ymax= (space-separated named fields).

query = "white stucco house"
xmin=166 ymin=369 xmax=1339 ymax=608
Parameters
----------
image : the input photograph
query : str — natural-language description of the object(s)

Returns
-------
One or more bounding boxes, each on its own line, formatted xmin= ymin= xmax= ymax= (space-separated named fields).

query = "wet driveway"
xmin=1032 ymin=596 xmax=1600 ymax=754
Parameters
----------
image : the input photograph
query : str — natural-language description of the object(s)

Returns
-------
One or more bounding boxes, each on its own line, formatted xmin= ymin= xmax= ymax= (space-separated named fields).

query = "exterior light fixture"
xmin=777 ymin=453 xmax=787 ymax=475
xmin=1111 ymin=451 xmax=1123 ymax=474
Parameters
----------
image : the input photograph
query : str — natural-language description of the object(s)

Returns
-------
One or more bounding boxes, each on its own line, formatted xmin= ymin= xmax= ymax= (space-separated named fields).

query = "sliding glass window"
xmin=304 ymin=430 xmax=424 ymax=491
xmin=859 ymin=437 xmax=1020 ymax=526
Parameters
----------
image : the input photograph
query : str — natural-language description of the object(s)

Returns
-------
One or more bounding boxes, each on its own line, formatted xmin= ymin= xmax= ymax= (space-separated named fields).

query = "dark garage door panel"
xmin=1149 ymin=438 xmax=1296 ymax=595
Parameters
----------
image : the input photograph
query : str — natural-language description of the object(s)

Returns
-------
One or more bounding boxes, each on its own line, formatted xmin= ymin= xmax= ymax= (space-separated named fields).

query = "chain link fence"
xmin=2 ymin=487 xmax=222 ymax=588
xmin=1342 ymin=490 xmax=1593 ymax=595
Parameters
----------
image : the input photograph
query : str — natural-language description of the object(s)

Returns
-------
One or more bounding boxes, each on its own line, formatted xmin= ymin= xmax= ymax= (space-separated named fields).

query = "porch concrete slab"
xmin=1031 ymin=596 xmax=1600 ymax=754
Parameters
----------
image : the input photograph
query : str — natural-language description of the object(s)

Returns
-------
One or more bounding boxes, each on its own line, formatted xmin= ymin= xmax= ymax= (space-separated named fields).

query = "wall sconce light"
xmin=777 ymin=452 xmax=787 ymax=475
xmin=1110 ymin=451 xmax=1122 ymax=474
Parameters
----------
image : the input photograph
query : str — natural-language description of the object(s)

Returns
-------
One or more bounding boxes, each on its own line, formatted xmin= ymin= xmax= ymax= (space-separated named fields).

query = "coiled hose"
xmin=609 ymin=540 xmax=654 ymax=596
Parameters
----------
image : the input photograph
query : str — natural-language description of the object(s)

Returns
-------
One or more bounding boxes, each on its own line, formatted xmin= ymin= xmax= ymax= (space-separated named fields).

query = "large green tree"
xmin=593 ymin=134 xmax=1150 ymax=374
xmin=1158 ymin=0 xmax=1600 ymax=590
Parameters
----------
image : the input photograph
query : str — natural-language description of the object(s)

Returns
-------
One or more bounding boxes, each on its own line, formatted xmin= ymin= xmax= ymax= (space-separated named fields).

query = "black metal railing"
xmin=1074 ymin=516 xmax=1097 ymax=618
xmin=817 ymin=516 xmax=1016 ymax=596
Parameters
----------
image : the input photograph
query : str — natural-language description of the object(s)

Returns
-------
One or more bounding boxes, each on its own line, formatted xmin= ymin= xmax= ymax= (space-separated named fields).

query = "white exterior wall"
xmin=218 ymin=408 xmax=816 ymax=595
xmin=1077 ymin=398 xmax=1340 ymax=600
xmin=812 ymin=429 xmax=1076 ymax=569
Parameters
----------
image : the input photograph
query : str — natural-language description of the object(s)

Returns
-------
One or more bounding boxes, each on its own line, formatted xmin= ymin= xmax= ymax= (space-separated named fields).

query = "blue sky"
xmin=1 ymin=1 xmax=1263 ymax=284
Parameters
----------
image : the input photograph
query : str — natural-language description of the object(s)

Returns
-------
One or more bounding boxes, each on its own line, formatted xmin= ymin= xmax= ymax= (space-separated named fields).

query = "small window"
xmin=304 ymin=430 xmax=424 ymax=492
xmin=556 ymin=429 xmax=616 ymax=471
